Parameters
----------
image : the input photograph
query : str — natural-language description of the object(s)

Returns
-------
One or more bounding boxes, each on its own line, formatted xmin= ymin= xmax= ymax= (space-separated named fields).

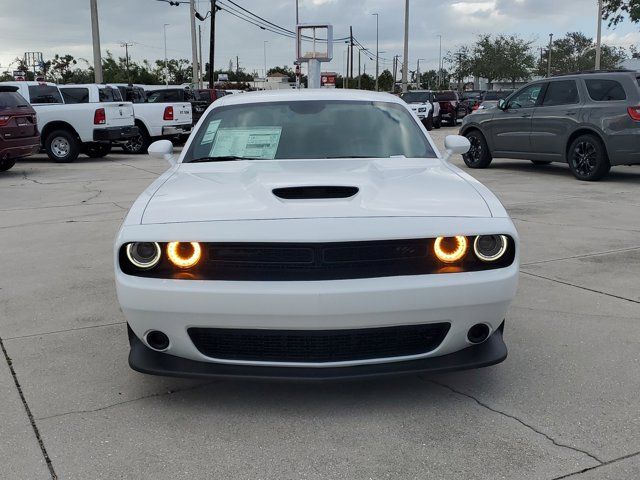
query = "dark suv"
xmin=460 ymin=71 xmax=640 ymax=181
xmin=0 ymin=86 xmax=40 ymax=172
xmin=436 ymin=91 xmax=468 ymax=126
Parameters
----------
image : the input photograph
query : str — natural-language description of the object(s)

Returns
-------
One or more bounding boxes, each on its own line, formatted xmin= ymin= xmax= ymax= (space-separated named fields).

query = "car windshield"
xmin=435 ymin=91 xmax=456 ymax=101
xmin=483 ymin=91 xmax=511 ymax=101
xmin=184 ymin=100 xmax=436 ymax=162
xmin=0 ymin=91 xmax=29 ymax=109
xmin=400 ymin=92 xmax=431 ymax=103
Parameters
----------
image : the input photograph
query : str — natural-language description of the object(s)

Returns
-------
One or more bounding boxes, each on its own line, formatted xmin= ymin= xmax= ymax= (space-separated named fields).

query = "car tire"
xmin=45 ymin=130 xmax=80 ymax=163
xmin=84 ymin=143 xmax=112 ymax=158
xmin=424 ymin=113 xmax=434 ymax=131
xmin=449 ymin=110 xmax=458 ymax=126
xmin=0 ymin=159 xmax=16 ymax=172
xmin=122 ymin=127 xmax=150 ymax=155
xmin=463 ymin=130 xmax=492 ymax=169
xmin=567 ymin=134 xmax=610 ymax=181
xmin=434 ymin=115 xmax=442 ymax=129
xmin=531 ymin=160 xmax=552 ymax=166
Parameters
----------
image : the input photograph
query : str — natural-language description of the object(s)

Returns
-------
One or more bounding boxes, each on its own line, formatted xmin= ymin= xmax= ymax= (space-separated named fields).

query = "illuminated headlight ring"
xmin=125 ymin=242 xmax=162 ymax=270
xmin=473 ymin=235 xmax=509 ymax=262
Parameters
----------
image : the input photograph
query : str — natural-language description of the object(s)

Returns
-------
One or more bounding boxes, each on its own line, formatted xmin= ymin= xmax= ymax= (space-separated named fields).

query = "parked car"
xmin=474 ymin=90 xmax=513 ymax=111
xmin=0 ymin=85 xmax=40 ymax=171
xmin=115 ymin=89 xmax=519 ymax=379
xmin=400 ymin=90 xmax=441 ymax=130
xmin=144 ymin=87 xmax=209 ymax=125
xmin=193 ymin=88 xmax=230 ymax=104
xmin=436 ymin=91 xmax=468 ymax=126
xmin=461 ymin=90 xmax=484 ymax=112
xmin=460 ymin=70 xmax=640 ymax=181
xmin=0 ymin=81 xmax=137 ymax=162
xmin=112 ymin=84 xmax=193 ymax=154
xmin=58 ymin=83 xmax=137 ymax=157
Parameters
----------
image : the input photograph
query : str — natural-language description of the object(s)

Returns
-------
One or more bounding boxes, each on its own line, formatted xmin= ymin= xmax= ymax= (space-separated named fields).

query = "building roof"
xmin=267 ymin=72 xmax=289 ymax=78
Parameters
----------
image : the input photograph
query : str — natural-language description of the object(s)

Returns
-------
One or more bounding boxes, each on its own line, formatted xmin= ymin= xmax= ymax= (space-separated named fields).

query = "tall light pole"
xmin=547 ymin=33 xmax=553 ymax=77
xmin=436 ymin=34 xmax=442 ymax=87
xmin=372 ymin=13 xmax=379 ymax=91
xmin=595 ymin=0 xmax=603 ymax=70
xmin=296 ymin=0 xmax=299 ymax=25
xmin=90 ymin=0 xmax=103 ymax=83
xmin=163 ymin=23 xmax=170 ymax=85
xmin=189 ymin=0 xmax=199 ymax=87
xmin=401 ymin=0 xmax=409 ymax=93
xmin=263 ymin=40 xmax=268 ymax=79
xmin=416 ymin=58 xmax=425 ymax=89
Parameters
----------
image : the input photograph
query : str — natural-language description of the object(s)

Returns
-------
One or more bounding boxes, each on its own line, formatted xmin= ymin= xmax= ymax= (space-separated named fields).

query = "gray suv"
xmin=460 ymin=71 xmax=640 ymax=181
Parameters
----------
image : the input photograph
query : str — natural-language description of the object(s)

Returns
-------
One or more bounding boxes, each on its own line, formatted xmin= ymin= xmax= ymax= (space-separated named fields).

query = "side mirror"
xmin=497 ymin=99 xmax=507 ymax=110
xmin=148 ymin=139 xmax=177 ymax=166
xmin=443 ymin=135 xmax=470 ymax=162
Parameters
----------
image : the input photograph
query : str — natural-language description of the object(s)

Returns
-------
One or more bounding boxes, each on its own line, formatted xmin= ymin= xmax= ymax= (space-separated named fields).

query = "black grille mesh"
xmin=188 ymin=323 xmax=450 ymax=363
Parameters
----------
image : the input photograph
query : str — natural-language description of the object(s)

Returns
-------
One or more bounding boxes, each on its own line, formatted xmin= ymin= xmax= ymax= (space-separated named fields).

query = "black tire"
xmin=0 ymin=159 xmax=16 ymax=172
xmin=423 ymin=112 xmax=434 ymax=131
xmin=45 ymin=129 xmax=80 ymax=163
xmin=122 ymin=126 xmax=150 ymax=155
xmin=449 ymin=109 xmax=458 ymax=126
xmin=531 ymin=160 xmax=552 ymax=166
xmin=463 ymin=130 xmax=492 ymax=168
xmin=434 ymin=115 xmax=442 ymax=129
xmin=84 ymin=143 xmax=112 ymax=158
xmin=567 ymin=134 xmax=610 ymax=181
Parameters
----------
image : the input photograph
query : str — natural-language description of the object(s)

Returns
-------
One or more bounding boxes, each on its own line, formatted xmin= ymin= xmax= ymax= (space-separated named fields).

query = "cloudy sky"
xmin=0 ymin=0 xmax=638 ymax=78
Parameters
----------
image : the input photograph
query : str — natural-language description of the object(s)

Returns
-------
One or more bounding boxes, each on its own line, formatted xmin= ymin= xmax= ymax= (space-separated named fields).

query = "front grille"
xmin=188 ymin=323 xmax=450 ymax=363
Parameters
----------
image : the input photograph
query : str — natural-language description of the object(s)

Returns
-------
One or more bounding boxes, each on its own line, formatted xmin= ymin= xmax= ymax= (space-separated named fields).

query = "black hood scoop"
xmin=273 ymin=186 xmax=359 ymax=200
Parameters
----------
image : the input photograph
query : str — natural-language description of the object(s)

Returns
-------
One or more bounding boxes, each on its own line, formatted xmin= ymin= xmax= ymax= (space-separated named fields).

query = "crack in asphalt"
xmin=0 ymin=336 xmax=58 ymax=479
xmin=512 ymin=216 xmax=640 ymax=234
xmin=3 ymin=321 xmax=126 ymax=341
xmin=0 ymin=200 xmax=128 ymax=212
xmin=521 ymin=245 xmax=640 ymax=267
xmin=521 ymin=271 xmax=640 ymax=305
xmin=36 ymin=381 xmax=217 ymax=422
xmin=550 ymin=450 xmax=640 ymax=479
xmin=426 ymin=378 xmax=603 ymax=466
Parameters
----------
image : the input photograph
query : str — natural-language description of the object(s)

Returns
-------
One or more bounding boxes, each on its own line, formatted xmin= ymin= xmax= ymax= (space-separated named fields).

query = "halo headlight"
xmin=473 ymin=235 xmax=508 ymax=262
xmin=126 ymin=242 xmax=161 ymax=270
xmin=167 ymin=242 xmax=202 ymax=268
xmin=434 ymin=236 xmax=468 ymax=263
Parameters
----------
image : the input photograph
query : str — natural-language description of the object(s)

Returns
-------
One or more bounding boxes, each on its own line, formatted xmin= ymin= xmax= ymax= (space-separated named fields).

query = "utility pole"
xmin=437 ymin=34 xmax=442 ymax=88
xmin=121 ymin=42 xmax=133 ymax=84
xmin=595 ymin=0 xmax=603 ymax=70
xmin=346 ymin=43 xmax=350 ymax=88
xmin=208 ymin=0 xmax=217 ymax=89
xmin=393 ymin=55 xmax=398 ymax=87
xmin=401 ymin=0 xmax=409 ymax=93
xmin=163 ymin=24 xmax=170 ymax=85
xmin=236 ymin=55 xmax=239 ymax=75
xmin=349 ymin=26 xmax=354 ymax=80
xmin=296 ymin=0 xmax=299 ymax=25
xmin=417 ymin=58 xmax=425 ymax=89
xmin=263 ymin=41 xmax=268 ymax=79
xmin=358 ymin=48 xmax=362 ymax=89
xmin=547 ymin=33 xmax=553 ymax=77
xmin=90 ymin=0 xmax=103 ymax=83
xmin=198 ymin=25 xmax=204 ymax=88
xmin=189 ymin=0 xmax=199 ymax=87
xmin=372 ymin=13 xmax=379 ymax=91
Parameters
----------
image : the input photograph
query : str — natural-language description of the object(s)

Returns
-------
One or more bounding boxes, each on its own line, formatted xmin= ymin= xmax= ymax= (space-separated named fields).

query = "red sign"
xmin=321 ymin=73 xmax=336 ymax=86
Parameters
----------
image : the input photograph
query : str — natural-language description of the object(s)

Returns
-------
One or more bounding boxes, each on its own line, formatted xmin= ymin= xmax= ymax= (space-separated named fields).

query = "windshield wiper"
xmin=188 ymin=155 xmax=260 ymax=163
xmin=323 ymin=155 xmax=372 ymax=159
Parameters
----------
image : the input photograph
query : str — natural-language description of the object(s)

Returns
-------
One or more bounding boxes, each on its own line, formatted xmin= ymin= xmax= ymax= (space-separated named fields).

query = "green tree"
xmin=537 ymin=32 xmax=627 ymax=75
xmin=446 ymin=45 xmax=474 ymax=89
xmin=378 ymin=69 xmax=394 ymax=91
xmin=471 ymin=35 xmax=534 ymax=89
xmin=267 ymin=66 xmax=295 ymax=81
xmin=602 ymin=0 xmax=640 ymax=26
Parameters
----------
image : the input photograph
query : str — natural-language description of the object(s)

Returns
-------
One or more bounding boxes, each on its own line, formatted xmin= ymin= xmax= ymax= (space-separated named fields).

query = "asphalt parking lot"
xmin=1 ymin=126 xmax=639 ymax=480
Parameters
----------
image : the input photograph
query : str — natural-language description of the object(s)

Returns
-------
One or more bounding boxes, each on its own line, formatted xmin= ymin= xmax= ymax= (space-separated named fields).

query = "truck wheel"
xmin=568 ymin=134 xmax=610 ymax=181
xmin=434 ymin=115 xmax=442 ymax=129
xmin=449 ymin=111 xmax=458 ymax=126
xmin=122 ymin=129 xmax=150 ymax=155
xmin=423 ymin=113 xmax=434 ymax=131
xmin=0 ymin=159 xmax=16 ymax=172
xmin=45 ymin=130 xmax=80 ymax=163
xmin=463 ymin=130 xmax=492 ymax=168
xmin=84 ymin=143 xmax=112 ymax=158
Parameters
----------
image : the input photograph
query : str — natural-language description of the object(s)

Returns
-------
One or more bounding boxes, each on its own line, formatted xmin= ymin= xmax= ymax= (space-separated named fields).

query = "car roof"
xmin=0 ymin=81 xmax=57 ymax=87
xmin=550 ymin=70 xmax=637 ymax=79
xmin=58 ymin=84 xmax=113 ymax=88
xmin=214 ymin=88 xmax=404 ymax=108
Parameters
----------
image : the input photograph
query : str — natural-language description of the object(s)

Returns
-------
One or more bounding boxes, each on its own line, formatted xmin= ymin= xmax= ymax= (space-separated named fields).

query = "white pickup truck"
xmin=112 ymin=84 xmax=192 ymax=154
xmin=0 ymin=81 xmax=138 ymax=162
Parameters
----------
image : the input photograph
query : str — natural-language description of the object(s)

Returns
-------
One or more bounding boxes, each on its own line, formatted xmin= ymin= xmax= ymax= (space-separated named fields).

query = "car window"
xmin=61 ymin=88 xmax=89 ymax=104
xmin=185 ymin=100 xmax=436 ymax=161
xmin=483 ymin=91 xmax=511 ymax=101
xmin=99 ymin=87 xmax=120 ymax=102
xmin=401 ymin=92 xmax=431 ymax=103
xmin=0 ymin=91 xmax=30 ymax=109
xmin=147 ymin=90 xmax=183 ymax=103
xmin=585 ymin=79 xmax=626 ymax=101
xmin=508 ymin=84 xmax=544 ymax=109
xmin=542 ymin=80 xmax=579 ymax=106
xmin=28 ymin=85 xmax=63 ymax=104
xmin=435 ymin=91 xmax=456 ymax=101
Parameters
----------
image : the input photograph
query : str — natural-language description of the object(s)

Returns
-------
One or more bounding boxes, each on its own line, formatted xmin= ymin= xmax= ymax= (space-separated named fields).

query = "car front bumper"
xmin=93 ymin=126 xmax=139 ymax=141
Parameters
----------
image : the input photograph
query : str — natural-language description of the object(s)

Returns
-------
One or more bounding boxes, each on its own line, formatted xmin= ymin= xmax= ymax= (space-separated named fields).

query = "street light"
xmin=163 ymin=24 xmax=170 ymax=85
xmin=436 ymin=34 xmax=442 ymax=87
xmin=372 ymin=13 xmax=379 ymax=91
xmin=416 ymin=58 xmax=426 ymax=89
xmin=595 ymin=0 xmax=603 ymax=70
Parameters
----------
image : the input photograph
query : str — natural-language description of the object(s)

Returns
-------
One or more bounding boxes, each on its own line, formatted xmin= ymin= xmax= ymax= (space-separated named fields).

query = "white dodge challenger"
xmin=115 ymin=89 xmax=519 ymax=379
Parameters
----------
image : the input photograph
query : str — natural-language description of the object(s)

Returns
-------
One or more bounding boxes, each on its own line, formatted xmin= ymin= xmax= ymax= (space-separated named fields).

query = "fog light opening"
xmin=467 ymin=324 xmax=490 ymax=344
xmin=146 ymin=330 xmax=170 ymax=351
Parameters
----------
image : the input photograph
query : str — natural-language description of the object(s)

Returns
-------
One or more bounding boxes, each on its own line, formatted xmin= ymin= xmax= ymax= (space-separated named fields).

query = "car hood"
xmin=141 ymin=158 xmax=491 ymax=224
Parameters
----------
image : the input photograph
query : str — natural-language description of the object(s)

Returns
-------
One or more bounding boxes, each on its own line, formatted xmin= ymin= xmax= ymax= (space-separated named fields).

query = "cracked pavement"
xmin=1 ymin=129 xmax=639 ymax=479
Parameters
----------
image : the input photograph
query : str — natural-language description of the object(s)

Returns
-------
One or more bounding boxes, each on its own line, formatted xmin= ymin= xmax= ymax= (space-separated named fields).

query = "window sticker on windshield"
xmin=201 ymin=120 xmax=221 ymax=144
xmin=209 ymin=127 xmax=282 ymax=159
